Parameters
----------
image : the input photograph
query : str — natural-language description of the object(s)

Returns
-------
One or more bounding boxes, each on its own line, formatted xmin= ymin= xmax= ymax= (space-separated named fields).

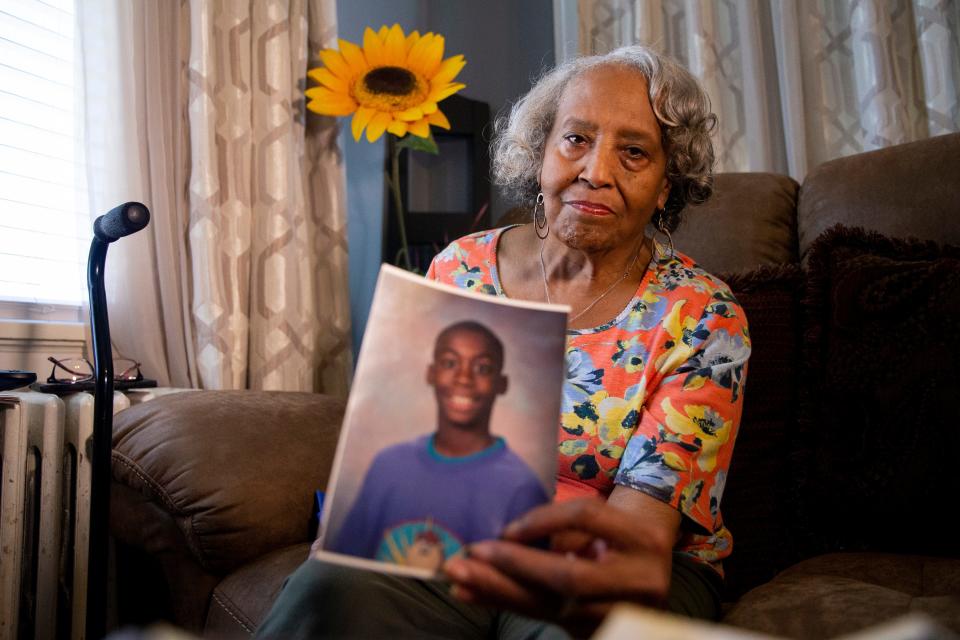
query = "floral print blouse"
xmin=426 ymin=226 xmax=750 ymax=574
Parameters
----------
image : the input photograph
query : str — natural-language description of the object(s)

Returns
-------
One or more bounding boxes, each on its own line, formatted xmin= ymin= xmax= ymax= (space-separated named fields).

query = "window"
xmin=0 ymin=0 xmax=87 ymax=323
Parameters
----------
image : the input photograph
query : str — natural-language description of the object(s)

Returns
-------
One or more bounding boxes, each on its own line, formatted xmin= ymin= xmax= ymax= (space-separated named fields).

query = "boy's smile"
xmin=428 ymin=328 xmax=508 ymax=431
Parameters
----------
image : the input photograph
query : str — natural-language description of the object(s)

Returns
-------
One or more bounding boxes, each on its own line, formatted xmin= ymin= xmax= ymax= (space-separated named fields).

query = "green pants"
xmin=255 ymin=553 xmax=722 ymax=640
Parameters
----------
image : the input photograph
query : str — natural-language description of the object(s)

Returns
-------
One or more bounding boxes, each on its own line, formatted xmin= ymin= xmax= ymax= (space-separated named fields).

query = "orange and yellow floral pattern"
xmin=427 ymin=226 xmax=750 ymax=574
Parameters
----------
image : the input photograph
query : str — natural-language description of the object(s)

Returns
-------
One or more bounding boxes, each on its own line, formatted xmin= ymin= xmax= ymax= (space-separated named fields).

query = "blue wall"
xmin=337 ymin=0 xmax=555 ymax=357
xmin=337 ymin=0 xmax=424 ymax=360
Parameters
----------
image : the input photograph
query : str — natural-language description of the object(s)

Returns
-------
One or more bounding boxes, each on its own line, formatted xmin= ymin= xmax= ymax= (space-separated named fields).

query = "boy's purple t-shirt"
xmin=331 ymin=435 xmax=548 ymax=562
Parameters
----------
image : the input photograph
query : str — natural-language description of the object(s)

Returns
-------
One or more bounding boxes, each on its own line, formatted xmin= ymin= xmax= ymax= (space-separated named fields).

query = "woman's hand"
xmin=442 ymin=497 xmax=674 ymax=636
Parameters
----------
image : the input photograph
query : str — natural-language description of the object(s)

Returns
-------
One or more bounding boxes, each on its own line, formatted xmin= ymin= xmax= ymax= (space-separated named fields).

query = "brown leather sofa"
xmin=110 ymin=133 xmax=960 ymax=638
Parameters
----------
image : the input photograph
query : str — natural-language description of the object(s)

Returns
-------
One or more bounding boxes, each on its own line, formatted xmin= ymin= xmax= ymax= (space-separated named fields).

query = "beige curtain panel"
xmin=78 ymin=0 xmax=351 ymax=395
xmin=577 ymin=0 xmax=960 ymax=179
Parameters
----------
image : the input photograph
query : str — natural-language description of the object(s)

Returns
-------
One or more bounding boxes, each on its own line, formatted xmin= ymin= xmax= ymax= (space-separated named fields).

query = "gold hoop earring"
xmin=654 ymin=208 xmax=675 ymax=259
xmin=534 ymin=193 xmax=548 ymax=240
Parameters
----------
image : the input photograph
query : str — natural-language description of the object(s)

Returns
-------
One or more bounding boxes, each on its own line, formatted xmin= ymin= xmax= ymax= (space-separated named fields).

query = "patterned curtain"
xmin=78 ymin=0 xmax=351 ymax=394
xmin=576 ymin=0 xmax=960 ymax=178
xmin=188 ymin=0 xmax=351 ymax=393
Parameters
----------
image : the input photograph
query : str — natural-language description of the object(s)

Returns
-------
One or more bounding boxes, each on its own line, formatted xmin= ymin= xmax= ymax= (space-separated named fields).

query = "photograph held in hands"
xmin=314 ymin=265 xmax=568 ymax=579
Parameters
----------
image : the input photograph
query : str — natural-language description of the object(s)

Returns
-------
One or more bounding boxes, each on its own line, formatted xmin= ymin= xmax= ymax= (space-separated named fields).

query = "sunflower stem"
xmin=387 ymin=136 xmax=413 ymax=271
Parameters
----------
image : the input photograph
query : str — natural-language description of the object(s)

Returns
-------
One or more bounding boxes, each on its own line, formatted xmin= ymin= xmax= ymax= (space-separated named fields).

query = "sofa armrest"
xmin=111 ymin=390 xmax=345 ymax=575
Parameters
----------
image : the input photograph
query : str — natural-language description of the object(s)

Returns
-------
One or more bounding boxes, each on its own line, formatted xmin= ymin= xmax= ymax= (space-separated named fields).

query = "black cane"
xmin=86 ymin=202 xmax=150 ymax=639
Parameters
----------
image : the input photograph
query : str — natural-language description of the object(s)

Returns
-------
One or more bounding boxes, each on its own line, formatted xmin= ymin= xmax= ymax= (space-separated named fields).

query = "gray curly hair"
xmin=491 ymin=45 xmax=716 ymax=232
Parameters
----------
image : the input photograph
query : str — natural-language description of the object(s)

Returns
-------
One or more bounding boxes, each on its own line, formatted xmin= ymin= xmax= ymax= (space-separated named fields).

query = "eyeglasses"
xmin=46 ymin=356 xmax=143 ymax=384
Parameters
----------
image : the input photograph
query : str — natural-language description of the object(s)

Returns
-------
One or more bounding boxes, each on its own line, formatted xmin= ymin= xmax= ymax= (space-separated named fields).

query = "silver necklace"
xmin=539 ymin=238 xmax=646 ymax=324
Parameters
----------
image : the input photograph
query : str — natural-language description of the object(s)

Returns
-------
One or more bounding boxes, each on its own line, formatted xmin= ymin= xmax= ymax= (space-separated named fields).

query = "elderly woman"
xmin=257 ymin=44 xmax=748 ymax=640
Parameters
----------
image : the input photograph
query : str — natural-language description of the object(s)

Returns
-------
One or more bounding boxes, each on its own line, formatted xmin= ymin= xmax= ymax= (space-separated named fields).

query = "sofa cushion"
xmin=205 ymin=543 xmax=309 ymax=637
xmin=800 ymin=227 xmax=960 ymax=557
xmin=112 ymin=391 xmax=345 ymax=575
xmin=716 ymin=264 xmax=804 ymax=599
xmin=112 ymin=482 xmax=222 ymax=631
xmin=798 ymin=133 xmax=960 ymax=259
xmin=722 ymin=552 xmax=960 ymax=639
xmin=675 ymin=172 xmax=800 ymax=274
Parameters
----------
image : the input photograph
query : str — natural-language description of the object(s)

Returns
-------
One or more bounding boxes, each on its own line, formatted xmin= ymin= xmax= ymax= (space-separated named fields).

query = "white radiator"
xmin=0 ymin=391 xmax=63 ymax=640
xmin=0 ymin=388 xmax=183 ymax=640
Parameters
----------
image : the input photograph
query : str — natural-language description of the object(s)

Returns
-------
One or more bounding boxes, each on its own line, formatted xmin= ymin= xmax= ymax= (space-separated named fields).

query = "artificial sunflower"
xmin=306 ymin=24 xmax=467 ymax=142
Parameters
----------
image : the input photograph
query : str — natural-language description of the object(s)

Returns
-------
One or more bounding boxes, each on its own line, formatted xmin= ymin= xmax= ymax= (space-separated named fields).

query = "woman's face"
xmin=540 ymin=64 xmax=670 ymax=253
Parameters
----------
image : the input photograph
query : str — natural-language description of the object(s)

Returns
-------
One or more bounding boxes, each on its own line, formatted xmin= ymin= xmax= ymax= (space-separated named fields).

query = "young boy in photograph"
xmin=329 ymin=320 xmax=548 ymax=571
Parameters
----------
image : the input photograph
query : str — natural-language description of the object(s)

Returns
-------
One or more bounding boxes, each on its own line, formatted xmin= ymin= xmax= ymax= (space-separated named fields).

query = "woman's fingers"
xmin=444 ymin=554 xmax=550 ymax=615
xmin=549 ymin=529 xmax=596 ymax=556
xmin=445 ymin=540 xmax=668 ymax=636
xmin=468 ymin=540 xmax=580 ymax=594
xmin=465 ymin=539 xmax=668 ymax=602
xmin=445 ymin=498 xmax=675 ymax=632
xmin=503 ymin=498 xmax=670 ymax=553
xmin=444 ymin=552 xmax=616 ymax=635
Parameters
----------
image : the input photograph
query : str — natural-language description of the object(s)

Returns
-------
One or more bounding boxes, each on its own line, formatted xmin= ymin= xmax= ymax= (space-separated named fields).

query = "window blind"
xmin=0 ymin=0 xmax=88 ymax=318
